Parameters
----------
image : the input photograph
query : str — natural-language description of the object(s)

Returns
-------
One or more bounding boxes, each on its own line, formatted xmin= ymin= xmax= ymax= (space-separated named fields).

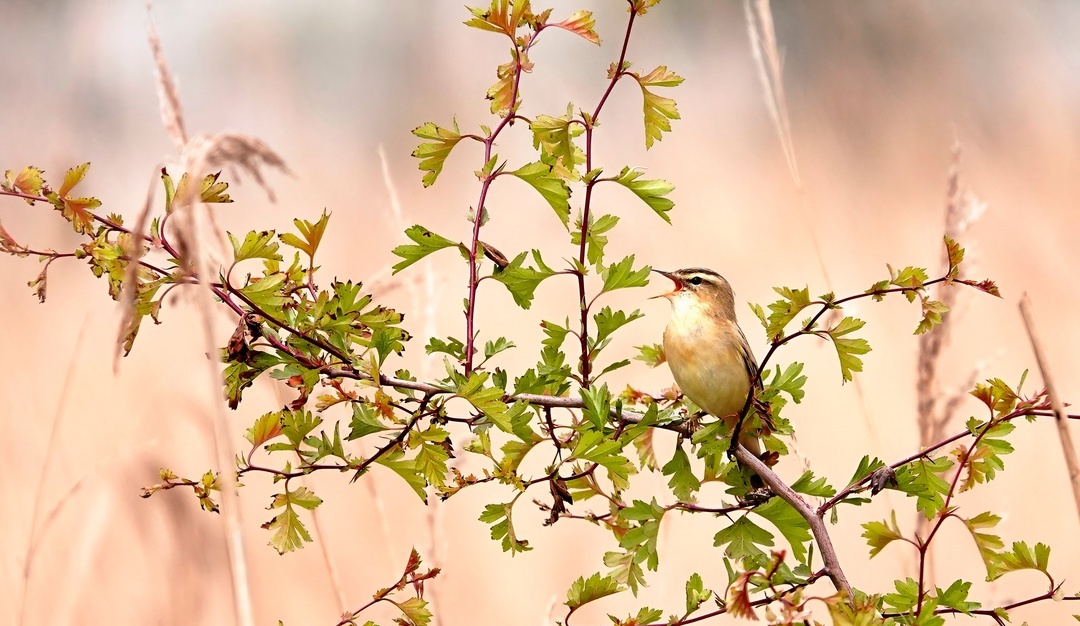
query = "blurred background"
xmin=2 ymin=1 xmax=1079 ymax=624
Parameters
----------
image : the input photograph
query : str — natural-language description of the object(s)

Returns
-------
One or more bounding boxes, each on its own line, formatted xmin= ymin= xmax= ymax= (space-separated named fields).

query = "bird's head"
xmin=651 ymin=267 xmax=737 ymax=318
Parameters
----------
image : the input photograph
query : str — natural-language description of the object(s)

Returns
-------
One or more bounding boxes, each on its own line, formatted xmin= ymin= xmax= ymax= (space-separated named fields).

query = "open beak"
xmin=649 ymin=269 xmax=682 ymax=300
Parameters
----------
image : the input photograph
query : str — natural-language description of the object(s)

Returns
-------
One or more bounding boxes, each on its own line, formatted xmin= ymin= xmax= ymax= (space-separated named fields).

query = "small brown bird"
xmin=653 ymin=268 xmax=762 ymax=458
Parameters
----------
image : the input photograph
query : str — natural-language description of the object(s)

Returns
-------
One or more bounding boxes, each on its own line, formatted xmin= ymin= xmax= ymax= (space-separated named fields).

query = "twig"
xmin=1019 ymin=293 xmax=1080 ymax=522
xmin=732 ymin=445 xmax=853 ymax=598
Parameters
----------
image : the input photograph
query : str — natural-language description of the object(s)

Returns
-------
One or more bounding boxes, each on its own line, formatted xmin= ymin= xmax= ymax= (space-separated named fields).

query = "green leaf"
xmin=882 ymin=577 xmax=920 ymax=614
xmin=239 ymin=272 xmax=289 ymax=309
xmin=993 ymin=540 xmax=1050 ymax=581
xmin=410 ymin=425 xmax=451 ymax=489
xmin=612 ymin=607 xmax=663 ymax=626
xmin=611 ymin=166 xmax=674 ymax=223
xmin=230 ymin=230 xmax=282 ymax=263
xmin=565 ymin=572 xmax=623 ymax=610
xmin=600 ymin=255 xmax=650 ymax=295
xmin=634 ymin=343 xmax=665 ymax=368
xmin=391 ymin=225 xmax=458 ymax=274
xmin=959 ymin=418 xmax=1015 ymax=492
xmin=684 ymin=572 xmax=711 ymax=615
xmin=426 ymin=336 xmax=466 ymax=361
xmin=397 ymin=596 xmax=433 ymax=626
xmin=629 ymin=66 xmax=684 ymax=148
xmin=580 ymin=384 xmax=612 ymax=430
xmin=753 ymin=498 xmax=812 ymax=564
xmin=490 ymin=250 xmax=555 ymax=309
xmin=944 ymin=235 xmax=965 ymax=277
xmin=482 ymin=336 xmax=515 ymax=361
xmin=531 ymin=105 xmax=584 ymax=179
xmin=790 ymin=470 xmax=836 ymax=498
xmin=264 ymin=504 xmax=311 ymax=555
xmin=464 ymin=1 xmax=529 ymax=36
xmin=456 ymin=372 xmax=529 ymax=437
xmin=847 ymin=455 xmax=887 ymax=488
xmin=603 ymin=549 xmax=646 ymax=596
xmin=611 ymin=499 xmax=666 ymax=593
xmin=959 ymin=510 xmax=1005 ymax=578
xmin=412 ymin=120 xmax=464 ymax=187
xmin=570 ymin=212 xmax=619 ymax=265
xmin=765 ymin=362 xmax=807 ymax=404
xmin=661 ymin=444 xmax=700 ymax=501
xmin=509 ymin=161 xmax=572 ymax=227
xmin=347 ymin=403 xmax=390 ymax=440
xmin=571 ymin=429 xmax=636 ymax=491
xmin=264 ymin=486 xmax=322 ymax=554
xmin=551 ymin=10 xmax=601 ymax=44
xmin=862 ymin=511 xmax=905 ymax=558
xmin=279 ymin=210 xmax=330 ymax=261
xmin=479 ymin=502 xmax=532 ymax=554
xmin=936 ymin=579 xmax=980 ymax=615
xmin=763 ymin=286 xmax=813 ymax=339
xmin=825 ymin=316 xmax=872 ymax=383
xmin=915 ymin=297 xmax=949 ymax=335
xmin=713 ymin=516 xmax=773 ymax=562
xmin=540 ymin=318 xmax=571 ymax=350
xmin=376 ymin=447 xmax=428 ymax=503
xmin=245 ymin=411 xmax=284 ymax=447
xmin=592 ymin=307 xmax=643 ymax=351
xmin=894 ymin=455 xmax=954 ymax=520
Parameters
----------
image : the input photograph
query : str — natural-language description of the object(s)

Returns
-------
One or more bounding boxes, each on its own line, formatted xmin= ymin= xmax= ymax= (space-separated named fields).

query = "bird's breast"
xmin=663 ymin=307 xmax=751 ymax=419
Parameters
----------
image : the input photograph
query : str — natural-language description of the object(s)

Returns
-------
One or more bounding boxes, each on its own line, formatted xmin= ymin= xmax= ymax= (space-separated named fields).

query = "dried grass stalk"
xmin=146 ymin=2 xmax=187 ymax=152
xmin=1019 ymin=294 xmax=1080 ymax=523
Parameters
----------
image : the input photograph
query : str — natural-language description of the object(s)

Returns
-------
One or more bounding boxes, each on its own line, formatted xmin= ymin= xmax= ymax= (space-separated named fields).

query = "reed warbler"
xmin=653 ymin=268 xmax=763 ymax=459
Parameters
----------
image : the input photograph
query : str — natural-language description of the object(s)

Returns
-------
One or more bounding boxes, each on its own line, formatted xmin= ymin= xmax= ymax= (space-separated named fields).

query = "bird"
xmin=652 ymin=267 xmax=764 ymax=460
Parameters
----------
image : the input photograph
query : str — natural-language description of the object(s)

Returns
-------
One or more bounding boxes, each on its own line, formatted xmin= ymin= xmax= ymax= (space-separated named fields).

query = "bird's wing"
xmin=735 ymin=325 xmax=761 ymax=389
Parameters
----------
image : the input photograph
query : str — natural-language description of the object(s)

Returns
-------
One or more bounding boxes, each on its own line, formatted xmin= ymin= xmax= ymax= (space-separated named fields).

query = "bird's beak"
xmin=650 ymin=269 xmax=682 ymax=300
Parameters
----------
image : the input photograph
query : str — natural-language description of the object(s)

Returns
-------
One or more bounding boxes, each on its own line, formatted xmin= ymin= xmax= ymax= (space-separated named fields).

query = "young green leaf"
xmin=600 ymin=255 xmax=650 ymax=294
xmin=961 ymin=511 xmax=1005 ymax=579
xmin=412 ymin=120 xmax=464 ymax=187
xmin=490 ymin=250 xmax=556 ymax=309
xmin=464 ymin=0 xmax=530 ymax=37
xmin=531 ymin=105 xmax=584 ymax=179
xmin=551 ymin=10 xmax=601 ymax=44
xmin=263 ymin=486 xmax=322 ymax=554
xmin=376 ymin=448 xmax=429 ymax=503
xmin=753 ymin=498 xmax=812 ymax=564
xmin=391 ymin=225 xmax=458 ymax=273
xmin=278 ymin=210 xmax=330 ymax=262
xmin=627 ymin=66 xmax=684 ymax=148
xmin=52 ymin=162 xmax=100 ymax=234
xmin=3 ymin=165 xmax=45 ymax=200
xmin=661 ymin=444 xmax=700 ymax=501
xmin=862 ymin=511 xmax=905 ymax=558
xmin=684 ymin=572 xmax=712 ymax=615
xmin=634 ymin=343 xmax=665 ymax=368
xmin=713 ymin=516 xmax=774 ymax=562
xmin=229 ymin=230 xmax=282 ymax=264
xmin=894 ymin=455 xmax=954 ymax=520
xmin=565 ymin=572 xmax=623 ymax=610
xmin=763 ymin=286 xmax=813 ymax=339
xmin=245 ymin=411 xmax=284 ymax=447
xmin=479 ymin=501 xmax=532 ymax=554
xmin=611 ymin=166 xmax=674 ymax=223
xmin=992 ymin=540 xmax=1051 ymax=581
xmin=958 ymin=418 xmax=1015 ymax=491
xmin=571 ymin=212 xmax=619 ymax=265
xmin=936 ymin=579 xmax=980 ymax=615
xmin=508 ymin=161 xmax=572 ymax=227
xmin=824 ymin=316 xmax=871 ymax=383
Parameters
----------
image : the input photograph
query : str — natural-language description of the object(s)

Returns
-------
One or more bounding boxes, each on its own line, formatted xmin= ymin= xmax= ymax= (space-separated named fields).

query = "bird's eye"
xmin=688 ymin=276 xmax=703 ymax=286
